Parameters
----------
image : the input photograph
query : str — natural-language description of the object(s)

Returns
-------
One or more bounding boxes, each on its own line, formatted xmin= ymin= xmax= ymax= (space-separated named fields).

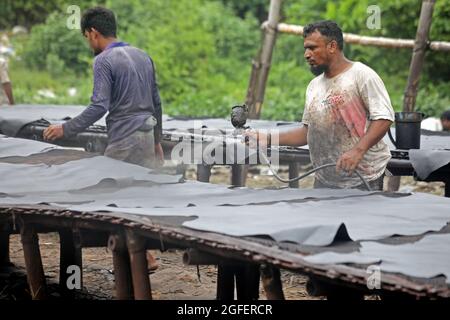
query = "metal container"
xmin=389 ymin=112 xmax=424 ymax=150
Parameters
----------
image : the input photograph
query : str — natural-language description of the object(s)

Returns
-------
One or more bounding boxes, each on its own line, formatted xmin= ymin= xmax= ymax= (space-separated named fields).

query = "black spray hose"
xmin=258 ymin=152 xmax=372 ymax=191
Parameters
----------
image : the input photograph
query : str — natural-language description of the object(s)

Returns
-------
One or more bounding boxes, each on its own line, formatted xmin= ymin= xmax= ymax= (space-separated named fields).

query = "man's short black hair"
xmin=81 ymin=7 xmax=117 ymax=37
xmin=303 ymin=20 xmax=344 ymax=51
xmin=441 ymin=110 xmax=450 ymax=121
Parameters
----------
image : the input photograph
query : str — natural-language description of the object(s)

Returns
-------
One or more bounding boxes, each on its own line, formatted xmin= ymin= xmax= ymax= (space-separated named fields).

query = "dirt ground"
xmin=1 ymin=165 xmax=444 ymax=300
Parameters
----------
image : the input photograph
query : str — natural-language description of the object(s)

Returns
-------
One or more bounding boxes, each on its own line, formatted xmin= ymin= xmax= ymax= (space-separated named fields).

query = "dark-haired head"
xmin=303 ymin=20 xmax=344 ymax=76
xmin=441 ymin=110 xmax=450 ymax=131
xmin=81 ymin=7 xmax=117 ymax=55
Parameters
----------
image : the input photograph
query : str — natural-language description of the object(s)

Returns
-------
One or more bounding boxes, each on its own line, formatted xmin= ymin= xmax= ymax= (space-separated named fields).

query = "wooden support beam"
xmin=403 ymin=0 xmax=436 ymax=112
xmin=445 ymin=180 xmax=450 ymax=198
xmin=20 ymin=223 xmax=47 ymax=300
xmin=288 ymin=162 xmax=300 ymax=188
xmin=109 ymin=233 xmax=134 ymax=300
xmin=0 ymin=232 xmax=10 ymax=266
xmin=217 ymin=264 xmax=235 ymax=301
xmin=183 ymin=248 xmax=222 ymax=265
xmin=261 ymin=264 xmax=285 ymax=300
xmin=231 ymin=165 xmax=247 ymax=187
xmin=306 ymin=277 xmax=364 ymax=301
xmin=274 ymin=21 xmax=450 ymax=52
xmin=197 ymin=164 xmax=212 ymax=183
xmin=59 ymin=228 xmax=83 ymax=297
xmin=126 ymin=229 xmax=152 ymax=300
xmin=235 ymin=264 xmax=260 ymax=301
xmin=247 ymin=0 xmax=283 ymax=119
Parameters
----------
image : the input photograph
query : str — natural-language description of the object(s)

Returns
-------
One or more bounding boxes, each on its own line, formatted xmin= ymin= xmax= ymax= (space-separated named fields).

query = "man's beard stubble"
xmin=310 ymin=64 xmax=329 ymax=76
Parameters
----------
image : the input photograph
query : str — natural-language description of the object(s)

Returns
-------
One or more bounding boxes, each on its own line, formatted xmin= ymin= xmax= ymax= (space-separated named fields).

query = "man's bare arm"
xmin=278 ymin=125 xmax=308 ymax=146
xmin=337 ymin=119 xmax=392 ymax=173
xmin=246 ymin=125 xmax=308 ymax=148
xmin=2 ymin=82 xmax=14 ymax=105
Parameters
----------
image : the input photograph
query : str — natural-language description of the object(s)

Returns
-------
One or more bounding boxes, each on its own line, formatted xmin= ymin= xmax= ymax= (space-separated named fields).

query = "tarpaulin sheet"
xmin=1 ymin=135 xmax=450 ymax=245
xmin=1 ymin=136 xmax=450 ymax=282
xmin=304 ymin=233 xmax=450 ymax=284
xmin=0 ymin=104 xmax=106 ymax=136
xmin=1 ymin=105 xmax=449 ymax=178
xmin=385 ymin=129 xmax=450 ymax=179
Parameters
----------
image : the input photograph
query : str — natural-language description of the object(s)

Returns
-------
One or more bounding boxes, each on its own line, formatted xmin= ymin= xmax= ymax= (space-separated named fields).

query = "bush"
xmin=21 ymin=12 xmax=91 ymax=77
xmin=8 ymin=0 xmax=450 ymax=120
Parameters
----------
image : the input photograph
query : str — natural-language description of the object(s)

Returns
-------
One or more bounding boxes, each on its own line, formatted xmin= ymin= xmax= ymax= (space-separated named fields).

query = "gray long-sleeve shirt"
xmin=63 ymin=42 xmax=162 ymax=144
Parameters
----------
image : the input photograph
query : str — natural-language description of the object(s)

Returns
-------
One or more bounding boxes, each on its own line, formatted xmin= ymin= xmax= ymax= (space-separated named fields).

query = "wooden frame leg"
xmin=216 ymin=264 xmax=235 ymax=301
xmin=445 ymin=180 xmax=449 ymax=198
xmin=126 ymin=230 xmax=152 ymax=300
xmin=231 ymin=165 xmax=247 ymax=187
xmin=197 ymin=164 xmax=212 ymax=182
xmin=59 ymin=228 xmax=83 ymax=297
xmin=288 ymin=162 xmax=300 ymax=188
xmin=109 ymin=233 xmax=134 ymax=300
xmin=0 ymin=231 xmax=10 ymax=266
xmin=236 ymin=264 xmax=260 ymax=300
xmin=261 ymin=264 xmax=284 ymax=300
xmin=20 ymin=223 xmax=47 ymax=300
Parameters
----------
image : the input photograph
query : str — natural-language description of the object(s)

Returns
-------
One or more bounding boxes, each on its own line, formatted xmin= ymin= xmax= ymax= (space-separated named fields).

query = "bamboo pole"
xmin=403 ymin=0 xmax=436 ymax=112
xmin=109 ymin=233 xmax=134 ymax=300
xmin=126 ymin=230 xmax=152 ymax=300
xmin=387 ymin=0 xmax=436 ymax=192
xmin=20 ymin=223 xmax=47 ymax=300
xmin=246 ymin=0 xmax=283 ymax=119
xmin=273 ymin=21 xmax=450 ymax=52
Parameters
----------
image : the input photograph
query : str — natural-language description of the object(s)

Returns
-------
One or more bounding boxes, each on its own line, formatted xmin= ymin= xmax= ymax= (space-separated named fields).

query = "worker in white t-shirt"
xmin=248 ymin=21 xmax=394 ymax=191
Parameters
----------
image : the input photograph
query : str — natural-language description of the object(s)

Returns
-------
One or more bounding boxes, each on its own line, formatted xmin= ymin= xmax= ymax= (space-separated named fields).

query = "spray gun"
xmin=231 ymin=104 xmax=250 ymax=134
xmin=229 ymin=104 xmax=372 ymax=191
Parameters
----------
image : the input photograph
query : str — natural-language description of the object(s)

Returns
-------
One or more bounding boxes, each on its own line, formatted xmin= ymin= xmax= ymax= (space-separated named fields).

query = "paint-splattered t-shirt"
xmin=302 ymin=62 xmax=394 ymax=188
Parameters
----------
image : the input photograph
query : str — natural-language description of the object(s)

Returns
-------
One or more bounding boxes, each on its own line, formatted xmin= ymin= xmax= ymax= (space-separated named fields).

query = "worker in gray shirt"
xmin=44 ymin=7 xmax=164 ymax=169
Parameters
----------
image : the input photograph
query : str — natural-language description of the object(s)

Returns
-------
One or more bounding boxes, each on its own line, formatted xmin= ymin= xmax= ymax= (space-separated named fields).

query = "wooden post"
xmin=445 ymin=180 xmax=449 ymax=198
xmin=261 ymin=264 xmax=285 ymax=300
xmin=389 ymin=0 xmax=436 ymax=192
xmin=108 ymin=233 xmax=134 ymax=300
xmin=235 ymin=264 xmax=260 ymax=300
xmin=0 ymin=232 xmax=10 ymax=266
xmin=20 ymin=223 xmax=47 ymax=300
xmin=247 ymin=0 xmax=283 ymax=119
xmin=288 ymin=162 xmax=300 ymax=188
xmin=403 ymin=0 xmax=436 ymax=112
xmin=197 ymin=164 xmax=212 ymax=183
xmin=59 ymin=228 xmax=83 ymax=297
xmin=231 ymin=165 xmax=247 ymax=187
xmin=216 ymin=264 xmax=235 ymax=301
xmin=126 ymin=230 xmax=152 ymax=300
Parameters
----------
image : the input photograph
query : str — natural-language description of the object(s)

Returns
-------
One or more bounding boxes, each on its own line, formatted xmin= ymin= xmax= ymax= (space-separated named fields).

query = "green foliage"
xmin=20 ymin=12 xmax=91 ymax=77
xmin=7 ymin=0 xmax=450 ymax=119
xmin=106 ymin=0 xmax=259 ymax=117
xmin=220 ymin=0 xmax=268 ymax=22
xmin=0 ymin=0 xmax=102 ymax=29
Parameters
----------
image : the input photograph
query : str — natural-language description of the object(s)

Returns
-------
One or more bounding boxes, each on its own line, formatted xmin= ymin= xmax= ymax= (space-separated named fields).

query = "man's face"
xmin=442 ymin=119 xmax=450 ymax=131
xmin=303 ymin=31 xmax=335 ymax=76
xmin=84 ymin=29 xmax=102 ymax=56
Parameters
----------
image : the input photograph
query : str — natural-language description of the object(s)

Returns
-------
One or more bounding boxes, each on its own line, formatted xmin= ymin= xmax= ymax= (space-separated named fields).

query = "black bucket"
xmin=388 ymin=112 xmax=424 ymax=150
